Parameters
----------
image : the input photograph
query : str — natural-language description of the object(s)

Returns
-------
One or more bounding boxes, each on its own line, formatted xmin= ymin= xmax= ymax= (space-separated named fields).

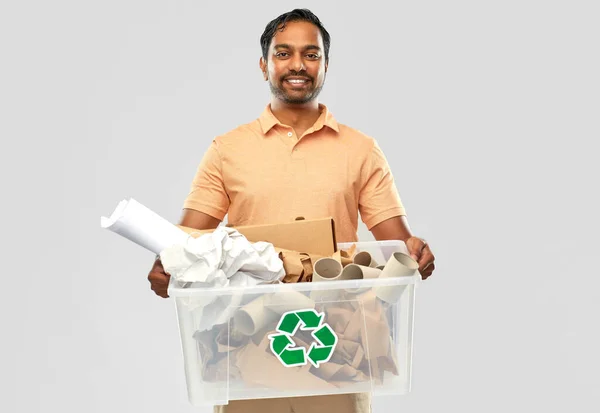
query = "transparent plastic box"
xmin=168 ymin=240 xmax=421 ymax=406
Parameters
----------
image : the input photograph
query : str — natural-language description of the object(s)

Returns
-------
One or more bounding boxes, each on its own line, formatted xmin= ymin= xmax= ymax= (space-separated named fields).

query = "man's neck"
xmin=270 ymin=99 xmax=322 ymax=132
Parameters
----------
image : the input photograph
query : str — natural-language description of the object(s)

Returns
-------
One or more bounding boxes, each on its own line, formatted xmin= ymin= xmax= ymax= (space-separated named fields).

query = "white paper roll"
xmin=100 ymin=198 xmax=189 ymax=255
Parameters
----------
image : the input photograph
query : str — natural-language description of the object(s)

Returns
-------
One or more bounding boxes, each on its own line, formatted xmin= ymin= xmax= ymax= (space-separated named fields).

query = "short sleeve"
xmin=182 ymin=140 xmax=230 ymax=220
xmin=358 ymin=140 xmax=406 ymax=229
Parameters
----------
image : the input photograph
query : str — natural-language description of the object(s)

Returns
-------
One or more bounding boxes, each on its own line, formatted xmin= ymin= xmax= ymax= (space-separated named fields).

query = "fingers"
xmin=418 ymin=246 xmax=435 ymax=280
xmin=148 ymin=259 xmax=171 ymax=298
xmin=148 ymin=270 xmax=170 ymax=298
xmin=418 ymin=246 xmax=435 ymax=271
xmin=421 ymin=262 xmax=435 ymax=280
xmin=406 ymin=237 xmax=426 ymax=262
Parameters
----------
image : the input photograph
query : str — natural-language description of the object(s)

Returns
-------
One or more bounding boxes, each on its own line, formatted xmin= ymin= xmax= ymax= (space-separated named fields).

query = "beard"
xmin=268 ymin=73 xmax=326 ymax=104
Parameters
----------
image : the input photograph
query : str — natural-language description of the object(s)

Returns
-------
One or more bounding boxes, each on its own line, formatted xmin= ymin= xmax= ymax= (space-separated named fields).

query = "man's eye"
xmin=307 ymin=54 xmax=319 ymax=59
xmin=276 ymin=52 xmax=289 ymax=57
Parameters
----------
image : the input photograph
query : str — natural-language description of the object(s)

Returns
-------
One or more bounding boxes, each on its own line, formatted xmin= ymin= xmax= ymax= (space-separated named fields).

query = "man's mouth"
xmin=284 ymin=77 xmax=311 ymax=86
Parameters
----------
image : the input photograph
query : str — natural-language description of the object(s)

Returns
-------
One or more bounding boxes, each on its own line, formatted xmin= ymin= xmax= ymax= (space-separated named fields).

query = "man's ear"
xmin=325 ymin=60 xmax=329 ymax=73
xmin=259 ymin=57 xmax=268 ymax=80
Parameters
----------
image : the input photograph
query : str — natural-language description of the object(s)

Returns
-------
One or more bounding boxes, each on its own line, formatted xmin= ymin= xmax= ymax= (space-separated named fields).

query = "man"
xmin=148 ymin=8 xmax=435 ymax=413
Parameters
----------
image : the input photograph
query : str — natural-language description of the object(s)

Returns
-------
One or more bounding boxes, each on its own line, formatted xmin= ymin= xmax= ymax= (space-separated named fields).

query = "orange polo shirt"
xmin=182 ymin=104 xmax=406 ymax=242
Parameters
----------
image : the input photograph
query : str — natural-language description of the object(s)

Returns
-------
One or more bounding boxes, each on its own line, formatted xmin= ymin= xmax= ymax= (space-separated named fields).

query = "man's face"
xmin=261 ymin=20 xmax=328 ymax=105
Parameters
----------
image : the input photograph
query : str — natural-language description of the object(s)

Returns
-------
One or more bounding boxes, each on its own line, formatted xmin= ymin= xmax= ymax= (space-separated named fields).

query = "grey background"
xmin=1 ymin=0 xmax=599 ymax=412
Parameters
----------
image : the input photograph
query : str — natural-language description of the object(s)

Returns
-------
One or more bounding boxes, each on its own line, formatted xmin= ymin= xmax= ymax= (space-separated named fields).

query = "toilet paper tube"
xmin=353 ymin=251 xmax=379 ymax=268
xmin=342 ymin=264 xmax=382 ymax=294
xmin=310 ymin=257 xmax=353 ymax=302
xmin=342 ymin=264 xmax=381 ymax=280
xmin=374 ymin=252 xmax=418 ymax=303
xmin=312 ymin=258 xmax=344 ymax=282
xmin=263 ymin=290 xmax=316 ymax=313
xmin=233 ymin=295 xmax=280 ymax=336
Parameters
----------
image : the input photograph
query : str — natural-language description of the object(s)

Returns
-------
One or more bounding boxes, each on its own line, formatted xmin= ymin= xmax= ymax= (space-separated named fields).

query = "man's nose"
xmin=289 ymin=53 xmax=306 ymax=72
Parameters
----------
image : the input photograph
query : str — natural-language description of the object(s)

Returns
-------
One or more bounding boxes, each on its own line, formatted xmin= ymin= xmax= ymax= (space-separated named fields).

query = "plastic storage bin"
xmin=168 ymin=240 xmax=420 ymax=406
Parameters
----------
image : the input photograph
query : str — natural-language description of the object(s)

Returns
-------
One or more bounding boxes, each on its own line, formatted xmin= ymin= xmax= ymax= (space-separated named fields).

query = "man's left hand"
xmin=406 ymin=237 xmax=435 ymax=280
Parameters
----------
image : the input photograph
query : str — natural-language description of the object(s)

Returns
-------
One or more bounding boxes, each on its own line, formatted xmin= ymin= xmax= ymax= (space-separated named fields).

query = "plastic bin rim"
xmin=167 ymin=272 xmax=420 ymax=297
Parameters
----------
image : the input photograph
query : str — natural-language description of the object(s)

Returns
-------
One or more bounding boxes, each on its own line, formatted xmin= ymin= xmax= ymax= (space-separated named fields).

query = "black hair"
xmin=260 ymin=8 xmax=331 ymax=63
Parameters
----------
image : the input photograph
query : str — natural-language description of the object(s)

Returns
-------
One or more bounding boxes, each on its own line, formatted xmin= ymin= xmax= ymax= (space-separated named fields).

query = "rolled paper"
xmin=374 ymin=252 xmax=418 ymax=303
xmin=339 ymin=264 xmax=367 ymax=281
xmin=380 ymin=252 xmax=419 ymax=278
xmin=264 ymin=290 xmax=315 ymax=313
xmin=312 ymin=257 xmax=343 ymax=282
xmin=341 ymin=264 xmax=381 ymax=294
xmin=233 ymin=296 xmax=279 ymax=336
xmin=100 ymin=198 xmax=189 ymax=255
xmin=310 ymin=257 xmax=346 ymax=303
xmin=347 ymin=264 xmax=381 ymax=280
xmin=353 ymin=251 xmax=379 ymax=268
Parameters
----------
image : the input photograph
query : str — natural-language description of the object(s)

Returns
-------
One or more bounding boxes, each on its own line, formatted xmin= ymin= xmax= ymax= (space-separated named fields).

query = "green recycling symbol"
xmin=268 ymin=309 xmax=338 ymax=368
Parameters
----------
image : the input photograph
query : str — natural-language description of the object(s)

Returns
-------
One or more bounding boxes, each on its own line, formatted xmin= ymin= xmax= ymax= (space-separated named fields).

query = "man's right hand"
xmin=148 ymin=257 xmax=171 ymax=298
xmin=147 ymin=209 xmax=221 ymax=298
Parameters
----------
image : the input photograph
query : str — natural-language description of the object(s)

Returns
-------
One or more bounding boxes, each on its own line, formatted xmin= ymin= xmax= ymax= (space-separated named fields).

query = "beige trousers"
xmin=214 ymin=393 xmax=371 ymax=413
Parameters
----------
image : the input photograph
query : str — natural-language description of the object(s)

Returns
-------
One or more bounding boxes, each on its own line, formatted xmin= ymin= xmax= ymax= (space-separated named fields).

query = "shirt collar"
xmin=258 ymin=103 xmax=340 ymax=135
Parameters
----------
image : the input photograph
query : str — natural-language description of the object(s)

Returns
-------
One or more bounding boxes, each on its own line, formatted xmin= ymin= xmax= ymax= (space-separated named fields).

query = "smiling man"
xmin=147 ymin=8 xmax=435 ymax=413
xmin=262 ymin=23 xmax=326 ymax=108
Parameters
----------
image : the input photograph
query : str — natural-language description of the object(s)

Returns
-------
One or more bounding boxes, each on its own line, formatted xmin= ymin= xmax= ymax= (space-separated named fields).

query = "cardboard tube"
xmin=233 ymin=296 xmax=279 ymax=336
xmin=342 ymin=264 xmax=381 ymax=294
xmin=381 ymin=252 xmax=419 ymax=277
xmin=339 ymin=264 xmax=370 ymax=280
xmin=264 ymin=290 xmax=315 ymax=313
xmin=353 ymin=251 xmax=379 ymax=268
xmin=374 ymin=252 xmax=418 ymax=303
xmin=312 ymin=258 xmax=343 ymax=281
xmin=356 ymin=264 xmax=382 ymax=279
xmin=310 ymin=258 xmax=347 ymax=302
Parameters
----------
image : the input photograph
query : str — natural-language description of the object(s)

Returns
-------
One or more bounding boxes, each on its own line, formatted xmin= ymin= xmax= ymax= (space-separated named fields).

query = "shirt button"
xmin=287 ymin=132 xmax=293 ymax=137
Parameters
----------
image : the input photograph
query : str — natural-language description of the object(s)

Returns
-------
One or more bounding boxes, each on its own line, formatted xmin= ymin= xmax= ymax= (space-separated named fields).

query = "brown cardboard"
xmin=177 ymin=217 xmax=337 ymax=256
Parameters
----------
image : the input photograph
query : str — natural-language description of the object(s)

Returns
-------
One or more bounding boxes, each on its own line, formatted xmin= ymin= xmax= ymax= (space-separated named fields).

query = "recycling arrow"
xmin=270 ymin=333 xmax=293 ymax=354
xmin=268 ymin=308 xmax=338 ymax=368
xmin=307 ymin=323 xmax=337 ymax=367
xmin=277 ymin=312 xmax=302 ymax=335
xmin=268 ymin=333 xmax=306 ymax=366
xmin=297 ymin=310 xmax=323 ymax=329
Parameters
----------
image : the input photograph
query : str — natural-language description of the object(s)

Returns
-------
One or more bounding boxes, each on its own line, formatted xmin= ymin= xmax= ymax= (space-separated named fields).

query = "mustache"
xmin=280 ymin=71 xmax=313 ymax=81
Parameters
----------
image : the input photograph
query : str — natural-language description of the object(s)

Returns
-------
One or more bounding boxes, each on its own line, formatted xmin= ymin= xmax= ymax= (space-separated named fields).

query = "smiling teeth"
xmin=287 ymin=79 xmax=306 ymax=83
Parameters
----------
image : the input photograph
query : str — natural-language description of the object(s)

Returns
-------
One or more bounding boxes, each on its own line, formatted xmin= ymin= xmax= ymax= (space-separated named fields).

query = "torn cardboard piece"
xmin=235 ymin=331 xmax=337 ymax=391
xmin=276 ymin=249 xmax=326 ymax=283
xmin=332 ymin=243 xmax=356 ymax=267
xmin=193 ymin=321 xmax=246 ymax=382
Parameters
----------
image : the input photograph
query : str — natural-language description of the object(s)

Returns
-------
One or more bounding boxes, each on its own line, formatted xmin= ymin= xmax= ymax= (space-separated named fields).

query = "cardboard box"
xmin=177 ymin=217 xmax=337 ymax=256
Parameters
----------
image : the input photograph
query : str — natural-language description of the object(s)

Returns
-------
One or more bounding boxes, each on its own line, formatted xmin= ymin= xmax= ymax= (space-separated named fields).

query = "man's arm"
xmin=178 ymin=208 xmax=221 ymax=231
xmin=370 ymin=215 xmax=413 ymax=242
xmin=370 ymin=216 xmax=436 ymax=280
